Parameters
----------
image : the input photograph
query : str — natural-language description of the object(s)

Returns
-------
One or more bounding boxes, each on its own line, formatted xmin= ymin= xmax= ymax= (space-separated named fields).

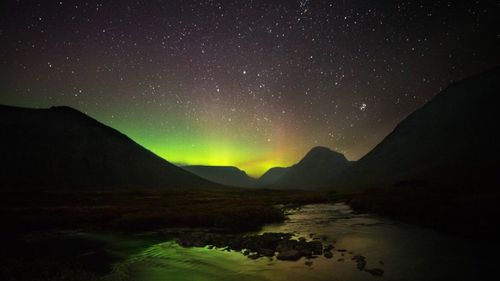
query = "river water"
xmin=104 ymin=203 xmax=497 ymax=281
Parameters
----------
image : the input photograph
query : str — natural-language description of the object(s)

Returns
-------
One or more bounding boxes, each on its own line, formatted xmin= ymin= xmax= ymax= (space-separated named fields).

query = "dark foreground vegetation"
xmin=0 ymin=189 xmax=339 ymax=281
xmin=346 ymin=184 xmax=500 ymax=238
xmin=1 ymin=189 xmax=339 ymax=234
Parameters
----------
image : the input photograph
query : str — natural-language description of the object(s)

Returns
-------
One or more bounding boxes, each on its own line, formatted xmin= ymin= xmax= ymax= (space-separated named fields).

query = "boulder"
xmin=259 ymin=249 xmax=275 ymax=257
xmin=352 ymin=255 xmax=366 ymax=270
xmin=324 ymin=244 xmax=334 ymax=251
xmin=365 ymin=268 xmax=384 ymax=276
xmin=309 ymin=240 xmax=323 ymax=255
xmin=277 ymin=250 xmax=302 ymax=261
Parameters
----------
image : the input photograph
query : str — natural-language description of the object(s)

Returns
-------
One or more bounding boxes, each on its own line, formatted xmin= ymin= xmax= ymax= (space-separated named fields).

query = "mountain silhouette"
xmin=183 ymin=165 xmax=258 ymax=188
xmin=0 ymin=105 xmax=217 ymax=190
xmin=258 ymin=167 xmax=289 ymax=186
xmin=330 ymin=67 xmax=500 ymax=192
xmin=270 ymin=146 xmax=350 ymax=190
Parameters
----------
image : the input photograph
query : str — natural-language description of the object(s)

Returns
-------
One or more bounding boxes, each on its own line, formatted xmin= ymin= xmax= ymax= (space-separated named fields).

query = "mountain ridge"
xmin=269 ymin=146 xmax=350 ymax=190
xmin=182 ymin=165 xmax=258 ymax=188
xmin=0 ymin=104 xmax=218 ymax=190
xmin=329 ymin=67 xmax=500 ymax=191
xmin=258 ymin=167 xmax=289 ymax=186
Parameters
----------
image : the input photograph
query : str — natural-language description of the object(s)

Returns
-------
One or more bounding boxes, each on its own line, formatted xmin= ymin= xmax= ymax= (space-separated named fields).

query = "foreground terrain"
xmin=0 ymin=189 xmax=338 ymax=281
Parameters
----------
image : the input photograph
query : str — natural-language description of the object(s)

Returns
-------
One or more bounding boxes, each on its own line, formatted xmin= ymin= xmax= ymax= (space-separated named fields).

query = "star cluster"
xmin=1 ymin=0 xmax=498 ymax=176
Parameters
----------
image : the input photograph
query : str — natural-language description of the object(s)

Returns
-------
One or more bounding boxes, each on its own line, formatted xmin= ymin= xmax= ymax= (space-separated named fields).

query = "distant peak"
xmin=309 ymin=146 xmax=334 ymax=153
xmin=266 ymin=166 xmax=288 ymax=171
xmin=306 ymin=146 xmax=344 ymax=157
xmin=301 ymin=146 xmax=347 ymax=163
xmin=183 ymin=165 xmax=250 ymax=176
xmin=185 ymin=165 xmax=242 ymax=171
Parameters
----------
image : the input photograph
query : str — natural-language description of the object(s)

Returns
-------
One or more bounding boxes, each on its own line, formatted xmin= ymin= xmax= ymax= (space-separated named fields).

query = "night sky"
xmin=1 ymin=0 xmax=498 ymax=176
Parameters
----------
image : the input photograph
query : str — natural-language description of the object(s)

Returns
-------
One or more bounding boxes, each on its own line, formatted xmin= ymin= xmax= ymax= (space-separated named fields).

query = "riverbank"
xmin=1 ymin=189 xmax=340 ymax=234
xmin=3 ymin=198 xmax=498 ymax=281
xmin=98 ymin=203 xmax=498 ymax=281
xmin=345 ymin=185 xmax=500 ymax=238
xmin=0 ymin=189 xmax=340 ymax=281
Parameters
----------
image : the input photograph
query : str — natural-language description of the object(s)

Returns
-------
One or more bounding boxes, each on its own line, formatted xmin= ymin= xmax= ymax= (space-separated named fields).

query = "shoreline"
xmin=0 ymin=189 xmax=340 ymax=280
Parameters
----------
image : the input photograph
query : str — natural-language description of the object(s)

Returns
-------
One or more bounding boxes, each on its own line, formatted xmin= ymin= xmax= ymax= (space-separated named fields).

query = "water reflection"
xmin=105 ymin=203 xmax=497 ymax=281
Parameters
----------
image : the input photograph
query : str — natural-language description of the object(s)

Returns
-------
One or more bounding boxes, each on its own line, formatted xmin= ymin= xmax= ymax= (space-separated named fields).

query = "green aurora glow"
xmin=107 ymin=109 xmax=308 ymax=178
xmin=3 ymin=1 xmax=496 ymax=177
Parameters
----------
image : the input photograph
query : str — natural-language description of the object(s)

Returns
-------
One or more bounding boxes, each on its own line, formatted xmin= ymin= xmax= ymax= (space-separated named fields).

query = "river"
xmin=103 ymin=203 xmax=497 ymax=281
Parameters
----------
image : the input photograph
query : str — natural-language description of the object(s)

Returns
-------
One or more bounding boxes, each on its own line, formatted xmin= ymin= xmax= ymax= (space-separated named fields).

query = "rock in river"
xmin=259 ymin=249 xmax=275 ymax=257
xmin=277 ymin=249 xmax=302 ymax=261
xmin=365 ymin=268 xmax=384 ymax=276
xmin=310 ymin=240 xmax=323 ymax=255
xmin=352 ymin=255 xmax=367 ymax=271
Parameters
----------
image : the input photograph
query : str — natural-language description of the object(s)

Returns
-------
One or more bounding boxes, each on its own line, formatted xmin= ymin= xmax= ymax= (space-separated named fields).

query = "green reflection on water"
xmin=107 ymin=242 xmax=275 ymax=281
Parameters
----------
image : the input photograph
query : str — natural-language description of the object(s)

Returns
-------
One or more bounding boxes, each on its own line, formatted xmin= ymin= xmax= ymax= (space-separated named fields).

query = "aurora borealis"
xmin=1 ymin=1 xmax=498 ymax=177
